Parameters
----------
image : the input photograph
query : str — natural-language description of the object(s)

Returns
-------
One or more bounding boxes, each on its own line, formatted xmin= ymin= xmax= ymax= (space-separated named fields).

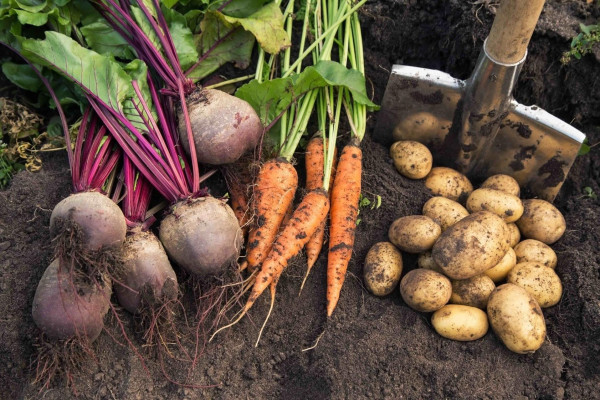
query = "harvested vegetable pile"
xmin=1 ymin=0 xmax=600 ymax=399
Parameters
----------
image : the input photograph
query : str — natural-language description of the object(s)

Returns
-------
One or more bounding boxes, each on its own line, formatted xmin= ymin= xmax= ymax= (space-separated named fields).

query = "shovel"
xmin=374 ymin=0 xmax=586 ymax=201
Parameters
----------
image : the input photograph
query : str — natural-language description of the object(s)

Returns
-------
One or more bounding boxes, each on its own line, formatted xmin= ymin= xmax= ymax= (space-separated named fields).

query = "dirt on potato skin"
xmin=2 ymin=0 xmax=600 ymax=399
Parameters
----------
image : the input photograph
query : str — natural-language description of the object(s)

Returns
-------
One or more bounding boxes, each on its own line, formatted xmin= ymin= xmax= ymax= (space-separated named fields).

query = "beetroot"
xmin=115 ymin=230 xmax=178 ymax=314
xmin=50 ymin=191 xmax=127 ymax=252
xmin=159 ymin=197 xmax=242 ymax=277
xmin=32 ymin=259 xmax=112 ymax=342
xmin=179 ymin=89 xmax=263 ymax=165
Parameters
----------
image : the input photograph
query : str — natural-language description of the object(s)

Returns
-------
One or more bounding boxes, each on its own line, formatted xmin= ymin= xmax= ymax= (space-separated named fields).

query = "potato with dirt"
xmin=432 ymin=211 xmax=511 ymax=279
xmin=388 ymin=215 xmax=441 ymax=253
xmin=400 ymin=269 xmax=452 ymax=312
xmin=487 ymin=283 xmax=546 ymax=354
xmin=466 ymin=188 xmax=524 ymax=223
xmin=450 ymin=275 xmax=496 ymax=309
xmin=363 ymin=242 xmax=403 ymax=296
xmin=389 ymin=140 xmax=433 ymax=179
xmin=424 ymin=167 xmax=473 ymax=203
xmin=506 ymin=223 xmax=521 ymax=247
xmin=507 ymin=262 xmax=563 ymax=308
xmin=418 ymin=251 xmax=445 ymax=274
xmin=484 ymin=248 xmax=517 ymax=283
xmin=480 ymin=174 xmax=520 ymax=197
xmin=516 ymin=199 xmax=566 ymax=244
xmin=422 ymin=196 xmax=469 ymax=231
xmin=514 ymin=239 xmax=558 ymax=269
xmin=432 ymin=305 xmax=489 ymax=341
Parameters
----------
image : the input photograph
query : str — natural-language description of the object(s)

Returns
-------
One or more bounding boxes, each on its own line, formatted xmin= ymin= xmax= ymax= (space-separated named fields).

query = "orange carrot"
xmin=302 ymin=136 xmax=337 ymax=291
xmin=246 ymin=158 xmax=298 ymax=272
xmin=243 ymin=188 xmax=330 ymax=313
xmin=326 ymin=139 xmax=362 ymax=317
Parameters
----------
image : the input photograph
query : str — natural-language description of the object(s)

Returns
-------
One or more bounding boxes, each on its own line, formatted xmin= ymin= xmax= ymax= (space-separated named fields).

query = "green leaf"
xmin=122 ymin=59 xmax=156 ymax=134
xmin=219 ymin=2 xmax=289 ymax=54
xmin=162 ymin=0 xmax=179 ymax=9
xmin=1 ymin=61 xmax=42 ymax=91
xmin=15 ymin=9 xmax=48 ymax=25
xmin=219 ymin=0 xmax=270 ymax=18
xmin=22 ymin=31 xmax=132 ymax=114
xmin=236 ymin=60 xmax=378 ymax=126
xmin=580 ymin=23 xmax=591 ymax=35
xmin=46 ymin=115 xmax=62 ymax=137
xmin=13 ymin=0 xmax=47 ymax=13
xmin=80 ymin=20 xmax=135 ymax=60
xmin=186 ymin=10 xmax=254 ymax=81
xmin=578 ymin=139 xmax=590 ymax=156
xmin=162 ymin=6 xmax=198 ymax=70
xmin=131 ymin=6 xmax=163 ymax=52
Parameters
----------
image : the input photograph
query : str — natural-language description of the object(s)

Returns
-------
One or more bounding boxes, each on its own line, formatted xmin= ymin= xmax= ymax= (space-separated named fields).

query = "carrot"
xmin=301 ymin=136 xmax=337 ymax=292
xmin=246 ymin=158 xmax=298 ymax=272
xmin=326 ymin=139 xmax=362 ymax=317
xmin=243 ymin=188 xmax=330 ymax=313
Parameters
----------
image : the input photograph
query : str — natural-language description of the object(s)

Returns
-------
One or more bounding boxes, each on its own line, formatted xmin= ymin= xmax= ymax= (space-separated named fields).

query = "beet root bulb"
xmin=115 ymin=230 xmax=178 ymax=314
xmin=32 ymin=259 xmax=112 ymax=342
xmin=179 ymin=88 xmax=263 ymax=165
xmin=50 ymin=191 xmax=127 ymax=252
xmin=159 ymin=197 xmax=242 ymax=276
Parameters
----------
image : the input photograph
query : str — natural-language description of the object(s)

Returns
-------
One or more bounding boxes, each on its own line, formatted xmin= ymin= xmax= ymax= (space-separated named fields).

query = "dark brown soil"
xmin=2 ymin=1 xmax=600 ymax=398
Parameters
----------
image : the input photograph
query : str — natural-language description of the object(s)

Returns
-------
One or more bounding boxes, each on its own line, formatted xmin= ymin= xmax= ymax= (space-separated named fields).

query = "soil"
xmin=2 ymin=0 xmax=600 ymax=399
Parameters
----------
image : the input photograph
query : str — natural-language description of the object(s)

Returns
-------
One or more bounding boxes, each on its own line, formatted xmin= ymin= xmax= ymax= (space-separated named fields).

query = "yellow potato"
xmin=400 ymin=269 xmax=452 ymax=312
xmin=514 ymin=239 xmax=557 ymax=269
xmin=393 ymin=111 xmax=442 ymax=143
xmin=450 ymin=275 xmax=496 ymax=309
xmin=506 ymin=223 xmax=521 ymax=247
xmin=418 ymin=251 xmax=445 ymax=275
xmin=363 ymin=242 xmax=404 ymax=296
xmin=390 ymin=141 xmax=433 ymax=179
xmin=507 ymin=262 xmax=563 ymax=308
xmin=466 ymin=188 xmax=524 ymax=223
xmin=484 ymin=248 xmax=517 ymax=283
xmin=480 ymin=174 xmax=520 ymax=197
xmin=432 ymin=211 xmax=511 ymax=279
xmin=422 ymin=196 xmax=469 ymax=231
xmin=388 ymin=215 xmax=441 ymax=253
xmin=432 ymin=305 xmax=489 ymax=341
xmin=424 ymin=167 xmax=473 ymax=203
xmin=487 ymin=284 xmax=546 ymax=353
xmin=516 ymin=199 xmax=566 ymax=244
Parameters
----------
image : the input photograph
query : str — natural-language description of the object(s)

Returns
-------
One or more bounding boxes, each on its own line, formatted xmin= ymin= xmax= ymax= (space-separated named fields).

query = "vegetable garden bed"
xmin=1 ymin=0 xmax=600 ymax=398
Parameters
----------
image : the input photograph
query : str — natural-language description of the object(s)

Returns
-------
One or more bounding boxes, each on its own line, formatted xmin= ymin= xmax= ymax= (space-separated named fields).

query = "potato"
xmin=422 ymin=197 xmax=469 ymax=231
xmin=466 ymin=188 xmax=524 ymax=223
xmin=450 ymin=275 xmax=495 ymax=309
xmin=516 ymin=199 xmax=566 ymax=244
xmin=514 ymin=239 xmax=557 ymax=269
xmin=432 ymin=305 xmax=489 ymax=341
xmin=484 ymin=248 xmax=517 ymax=283
xmin=432 ymin=211 xmax=511 ymax=280
xmin=418 ymin=251 xmax=445 ymax=275
xmin=393 ymin=111 xmax=443 ymax=143
xmin=424 ymin=167 xmax=473 ymax=203
xmin=363 ymin=242 xmax=404 ymax=296
xmin=487 ymin=283 xmax=546 ymax=354
xmin=507 ymin=262 xmax=562 ymax=308
xmin=506 ymin=223 xmax=521 ymax=247
xmin=388 ymin=215 xmax=441 ymax=253
xmin=389 ymin=140 xmax=433 ymax=179
xmin=400 ymin=269 xmax=452 ymax=312
xmin=480 ymin=174 xmax=520 ymax=197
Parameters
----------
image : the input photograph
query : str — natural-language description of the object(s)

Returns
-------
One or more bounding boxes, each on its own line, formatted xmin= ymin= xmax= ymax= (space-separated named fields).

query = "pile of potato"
xmin=363 ymin=140 xmax=566 ymax=354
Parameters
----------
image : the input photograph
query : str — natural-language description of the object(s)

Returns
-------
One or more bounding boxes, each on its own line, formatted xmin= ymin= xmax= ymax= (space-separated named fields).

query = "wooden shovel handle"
xmin=486 ymin=0 xmax=546 ymax=64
